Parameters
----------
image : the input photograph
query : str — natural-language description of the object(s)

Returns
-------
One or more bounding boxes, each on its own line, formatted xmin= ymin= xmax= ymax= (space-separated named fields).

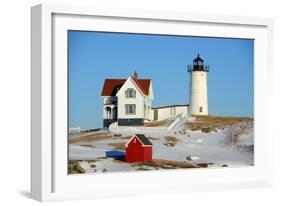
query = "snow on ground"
xmin=79 ymin=159 xmax=133 ymax=173
xmin=68 ymin=118 xmax=254 ymax=174
xmin=69 ymin=144 xmax=105 ymax=160
xmin=152 ymin=131 xmax=253 ymax=165
xmin=69 ymin=137 xmax=128 ymax=160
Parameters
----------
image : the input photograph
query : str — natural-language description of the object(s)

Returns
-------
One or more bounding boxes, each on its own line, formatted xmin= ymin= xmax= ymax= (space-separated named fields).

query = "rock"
xmin=186 ymin=156 xmax=192 ymax=160
xmin=136 ymin=167 xmax=151 ymax=171
xmin=178 ymin=130 xmax=186 ymax=134
xmin=222 ymin=164 xmax=228 ymax=167
xmin=197 ymin=163 xmax=208 ymax=168
xmin=163 ymin=142 xmax=176 ymax=147
xmin=90 ymin=164 xmax=96 ymax=168
xmin=186 ymin=155 xmax=200 ymax=161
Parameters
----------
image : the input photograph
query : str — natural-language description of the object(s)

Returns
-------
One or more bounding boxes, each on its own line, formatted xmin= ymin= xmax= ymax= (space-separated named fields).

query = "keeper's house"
xmin=101 ymin=71 xmax=189 ymax=127
xmin=101 ymin=71 xmax=154 ymax=127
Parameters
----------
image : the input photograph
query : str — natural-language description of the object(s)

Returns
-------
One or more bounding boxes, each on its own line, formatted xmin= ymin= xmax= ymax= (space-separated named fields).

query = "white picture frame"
xmin=31 ymin=3 xmax=274 ymax=202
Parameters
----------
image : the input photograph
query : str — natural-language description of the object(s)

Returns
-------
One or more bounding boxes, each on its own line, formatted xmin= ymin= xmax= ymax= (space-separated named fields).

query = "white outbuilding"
xmin=151 ymin=105 xmax=189 ymax=121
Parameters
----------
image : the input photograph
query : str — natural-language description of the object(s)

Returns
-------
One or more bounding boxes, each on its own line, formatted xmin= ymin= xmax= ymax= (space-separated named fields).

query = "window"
xmin=125 ymin=88 xmax=136 ymax=98
xmin=171 ymin=107 xmax=176 ymax=115
xmin=199 ymin=107 xmax=203 ymax=113
xmin=125 ymin=104 xmax=136 ymax=115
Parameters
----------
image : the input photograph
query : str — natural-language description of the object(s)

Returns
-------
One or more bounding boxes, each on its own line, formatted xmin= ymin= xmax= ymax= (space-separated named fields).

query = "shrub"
xmin=68 ymin=161 xmax=86 ymax=174
xmin=73 ymin=164 xmax=85 ymax=173
xmin=201 ymin=127 xmax=211 ymax=133
xmin=165 ymin=136 xmax=178 ymax=142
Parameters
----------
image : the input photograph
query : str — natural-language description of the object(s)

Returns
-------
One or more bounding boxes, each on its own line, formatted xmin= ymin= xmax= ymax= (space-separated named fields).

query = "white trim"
xmin=31 ymin=4 xmax=53 ymax=201
xmin=39 ymin=3 xmax=273 ymax=26
xmin=125 ymin=135 xmax=137 ymax=147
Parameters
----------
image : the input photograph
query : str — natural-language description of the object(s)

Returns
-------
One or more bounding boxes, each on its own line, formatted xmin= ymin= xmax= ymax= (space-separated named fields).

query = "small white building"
xmin=151 ymin=105 xmax=189 ymax=121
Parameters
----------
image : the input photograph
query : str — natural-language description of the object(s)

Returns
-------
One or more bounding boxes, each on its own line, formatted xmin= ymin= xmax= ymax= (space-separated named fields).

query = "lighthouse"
xmin=188 ymin=54 xmax=209 ymax=116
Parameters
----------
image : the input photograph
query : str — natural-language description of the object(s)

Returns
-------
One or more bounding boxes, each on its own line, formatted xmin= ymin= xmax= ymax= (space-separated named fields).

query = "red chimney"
xmin=133 ymin=70 xmax=138 ymax=79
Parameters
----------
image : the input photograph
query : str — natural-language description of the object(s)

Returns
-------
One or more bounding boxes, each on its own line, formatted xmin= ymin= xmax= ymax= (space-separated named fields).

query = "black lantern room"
xmin=188 ymin=54 xmax=209 ymax=72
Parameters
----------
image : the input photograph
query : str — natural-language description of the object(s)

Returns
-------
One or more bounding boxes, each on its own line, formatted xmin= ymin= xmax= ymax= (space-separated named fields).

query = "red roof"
xmin=132 ymin=78 xmax=151 ymax=96
xmin=101 ymin=78 xmax=151 ymax=96
xmin=101 ymin=79 xmax=126 ymax=96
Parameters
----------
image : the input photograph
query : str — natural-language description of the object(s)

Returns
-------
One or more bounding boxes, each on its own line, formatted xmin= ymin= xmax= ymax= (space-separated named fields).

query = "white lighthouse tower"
xmin=188 ymin=54 xmax=209 ymax=116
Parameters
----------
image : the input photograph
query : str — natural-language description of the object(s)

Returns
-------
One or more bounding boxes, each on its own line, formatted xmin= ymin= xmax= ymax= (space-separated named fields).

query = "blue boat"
xmin=105 ymin=150 xmax=126 ymax=160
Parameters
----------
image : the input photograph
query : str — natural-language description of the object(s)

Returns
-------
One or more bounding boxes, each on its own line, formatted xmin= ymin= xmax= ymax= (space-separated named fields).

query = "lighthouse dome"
xmin=193 ymin=54 xmax=204 ymax=69
xmin=189 ymin=54 xmax=209 ymax=72
xmin=193 ymin=54 xmax=204 ymax=63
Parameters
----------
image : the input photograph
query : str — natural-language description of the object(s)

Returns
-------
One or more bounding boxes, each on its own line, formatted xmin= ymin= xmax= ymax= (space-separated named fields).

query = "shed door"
xmin=154 ymin=109 xmax=158 ymax=121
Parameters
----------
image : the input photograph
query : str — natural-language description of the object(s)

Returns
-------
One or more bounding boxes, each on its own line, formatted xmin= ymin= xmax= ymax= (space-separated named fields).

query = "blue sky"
xmin=68 ymin=31 xmax=254 ymax=130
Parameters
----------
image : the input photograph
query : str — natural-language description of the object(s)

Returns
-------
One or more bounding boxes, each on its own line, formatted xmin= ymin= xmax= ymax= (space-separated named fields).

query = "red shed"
xmin=125 ymin=134 xmax=153 ymax=162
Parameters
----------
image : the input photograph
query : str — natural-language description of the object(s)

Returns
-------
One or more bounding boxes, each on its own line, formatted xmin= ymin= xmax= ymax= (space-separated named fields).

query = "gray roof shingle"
xmin=135 ymin=134 xmax=152 ymax=146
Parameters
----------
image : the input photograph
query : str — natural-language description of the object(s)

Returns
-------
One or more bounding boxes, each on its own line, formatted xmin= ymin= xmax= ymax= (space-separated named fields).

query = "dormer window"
xmin=125 ymin=88 xmax=136 ymax=98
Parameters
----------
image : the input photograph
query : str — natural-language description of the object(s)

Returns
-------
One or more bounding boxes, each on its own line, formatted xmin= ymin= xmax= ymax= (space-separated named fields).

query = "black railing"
xmin=187 ymin=64 xmax=209 ymax=72
xmin=104 ymin=101 xmax=117 ymax=105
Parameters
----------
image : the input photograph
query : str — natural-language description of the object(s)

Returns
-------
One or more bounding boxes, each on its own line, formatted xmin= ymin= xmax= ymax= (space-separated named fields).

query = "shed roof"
xmin=135 ymin=134 xmax=152 ymax=146
xmin=126 ymin=134 xmax=152 ymax=147
xmin=152 ymin=104 xmax=189 ymax=110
